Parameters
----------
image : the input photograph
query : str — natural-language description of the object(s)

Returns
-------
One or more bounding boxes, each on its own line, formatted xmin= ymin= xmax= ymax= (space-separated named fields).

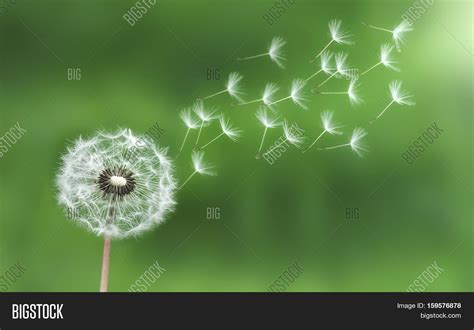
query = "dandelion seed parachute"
xmin=56 ymin=128 xmax=177 ymax=239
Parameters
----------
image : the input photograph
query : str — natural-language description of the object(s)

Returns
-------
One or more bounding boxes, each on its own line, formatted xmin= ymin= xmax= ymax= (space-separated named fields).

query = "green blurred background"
xmin=0 ymin=0 xmax=472 ymax=291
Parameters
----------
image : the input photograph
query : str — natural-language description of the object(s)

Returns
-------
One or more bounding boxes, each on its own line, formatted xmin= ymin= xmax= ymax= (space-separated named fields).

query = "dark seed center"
xmin=98 ymin=167 xmax=136 ymax=198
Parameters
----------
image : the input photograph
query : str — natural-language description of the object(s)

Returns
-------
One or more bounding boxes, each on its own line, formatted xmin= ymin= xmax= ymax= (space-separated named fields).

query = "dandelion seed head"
xmin=256 ymin=107 xmax=281 ymax=129
xmin=180 ymin=108 xmax=200 ymax=129
xmin=393 ymin=20 xmax=413 ymax=50
xmin=268 ymin=36 xmax=286 ymax=69
xmin=350 ymin=127 xmax=368 ymax=157
xmin=193 ymin=101 xmax=217 ymax=122
xmin=262 ymin=82 xmax=279 ymax=108
xmin=329 ymin=19 xmax=353 ymax=45
xmin=226 ymin=72 xmax=245 ymax=102
xmin=283 ymin=121 xmax=305 ymax=147
xmin=380 ymin=43 xmax=399 ymax=71
xmin=348 ymin=80 xmax=362 ymax=105
xmin=192 ymin=151 xmax=216 ymax=176
xmin=219 ymin=116 xmax=241 ymax=141
xmin=320 ymin=51 xmax=334 ymax=75
xmin=56 ymin=128 xmax=177 ymax=239
xmin=335 ymin=52 xmax=350 ymax=77
xmin=389 ymin=80 xmax=415 ymax=106
xmin=321 ymin=111 xmax=342 ymax=135
xmin=290 ymin=79 xmax=308 ymax=109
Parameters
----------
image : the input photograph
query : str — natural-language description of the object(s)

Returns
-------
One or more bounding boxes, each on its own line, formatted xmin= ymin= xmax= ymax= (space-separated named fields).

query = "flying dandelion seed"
xmin=237 ymin=36 xmax=286 ymax=68
xmin=310 ymin=19 xmax=353 ymax=63
xmin=265 ymin=121 xmax=305 ymax=155
xmin=302 ymin=111 xmax=342 ymax=154
xmin=237 ymin=82 xmax=279 ymax=111
xmin=56 ymin=128 xmax=177 ymax=291
xmin=360 ymin=43 xmax=399 ymax=76
xmin=255 ymin=107 xmax=282 ymax=158
xmin=318 ymin=127 xmax=368 ymax=157
xmin=314 ymin=52 xmax=351 ymax=88
xmin=199 ymin=115 xmax=242 ymax=150
xmin=305 ymin=51 xmax=334 ymax=83
xmin=371 ymin=80 xmax=415 ymax=123
xmin=316 ymin=80 xmax=362 ymax=105
xmin=179 ymin=151 xmax=216 ymax=189
xmin=178 ymin=107 xmax=200 ymax=155
xmin=363 ymin=20 xmax=413 ymax=52
xmin=193 ymin=100 xmax=218 ymax=147
xmin=268 ymin=79 xmax=308 ymax=110
xmin=201 ymin=72 xmax=245 ymax=102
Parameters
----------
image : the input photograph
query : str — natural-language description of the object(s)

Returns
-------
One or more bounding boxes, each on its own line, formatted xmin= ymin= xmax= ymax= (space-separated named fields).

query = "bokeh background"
xmin=0 ymin=0 xmax=472 ymax=291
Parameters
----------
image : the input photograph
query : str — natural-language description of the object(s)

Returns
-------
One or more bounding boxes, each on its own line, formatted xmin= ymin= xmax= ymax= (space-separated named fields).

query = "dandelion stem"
xmin=364 ymin=23 xmax=393 ymax=33
xmin=310 ymin=40 xmax=334 ymax=63
xmin=257 ymin=127 xmax=268 ymax=155
xmin=302 ymin=130 xmax=326 ymax=153
xmin=237 ymin=53 xmax=268 ymax=60
xmin=360 ymin=62 xmax=381 ymax=76
xmin=268 ymin=96 xmax=291 ymax=106
xmin=179 ymin=171 xmax=197 ymax=189
xmin=202 ymin=89 xmax=227 ymax=100
xmin=318 ymin=143 xmax=350 ymax=151
xmin=178 ymin=128 xmax=191 ymax=155
xmin=305 ymin=69 xmax=323 ymax=83
xmin=238 ymin=98 xmax=262 ymax=105
xmin=317 ymin=71 xmax=338 ymax=88
xmin=319 ymin=91 xmax=348 ymax=95
xmin=200 ymin=132 xmax=224 ymax=150
xmin=373 ymin=99 xmax=395 ymax=122
xmin=99 ymin=236 xmax=111 ymax=292
xmin=195 ymin=121 xmax=205 ymax=146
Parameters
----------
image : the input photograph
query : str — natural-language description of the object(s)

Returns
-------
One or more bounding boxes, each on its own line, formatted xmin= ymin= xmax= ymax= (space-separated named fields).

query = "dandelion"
xmin=268 ymin=79 xmax=308 ymax=110
xmin=363 ymin=20 xmax=413 ymax=51
xmin=178 ymin=108 xmax=200 ymax=155
xmin=237 ymin=83 xmax=279 ymax=110
xmin=314 ymin=52 xmax=351 ymax=88
xmin=316 ymin=80 xmax=362 ymax=105
xmin=179 ymin=151 xmax=216 ymax=189
xmin=302 ymin=111 xmax=342 ymax=153
xmin=237 ymin=36 xmax=286 ymax=68
xmin=56 ymin=128 xmax=177 ymax=291
xmin=371 ymin=80 xmax=415 ymax=123
xmin=199 ymin=115 xmax=242 ymax=150
xmin=201 ymin=72 xmax=244 ymax=102
xmin=193 ymin=101 xmax=218 ymax=147
xmin=318 ymin=127 xmax=368 ymax=157
xmin=305 ymin=51 xmax=334 ymax=83
xmin=265 ymin=122 xmax=305 ymax=156
xmin=255 ymin=107 xmax=282 ymax=158
xmin=310 ymin=19 xmax=353 ymax=63
xmin=360 ymin=43 xmax=399 ymax=76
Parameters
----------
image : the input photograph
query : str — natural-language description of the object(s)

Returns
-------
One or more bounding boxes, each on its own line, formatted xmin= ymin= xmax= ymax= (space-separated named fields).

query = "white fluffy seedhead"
xmin=192 ymin=151 xmax=216 ymax=176
xmin=262 ymin=83 xmax=279 ymax=108
xmin=320 ymin=51 xmax=334 ymax=75
xmin=268 ymin=36 xmax=286 ymax=69
xmin=329 ymin=19 xmax=353 ymax=45
xmin=256 ymin=107 xmax=281 ymax=129
xmin=393 ymin=20 xmax=413 ymax=51
xmin=193 ymin=101 xmax=217 ymax=123
xmin=321 ymin=111 xmax=342 ymax=135
xmin=348 ymin=80 xmax=362 ymax=105
xmin=180 ymin=108 xmax=199 ymax=129
xmin=380 ymin=43 xmax=399 ymax=72
xmin=219 ymin=116 xmax=241 ymax=141
xmin=290 ymin=79 xmax=308 ymax=109
xmin=283 ymin=121 xmax=305 ymax=147
xmin=226 ymin=72 xmax=245 ymax=102
xmin=389 ymin=80 xmax=415 ymax=106
xmin=350 ymin=127 xmax=368 ymax=157
xmin=335 ymin=52 xmax=350 ymax=77
xmin=56 ymin=128 xmax=177 ymax=239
